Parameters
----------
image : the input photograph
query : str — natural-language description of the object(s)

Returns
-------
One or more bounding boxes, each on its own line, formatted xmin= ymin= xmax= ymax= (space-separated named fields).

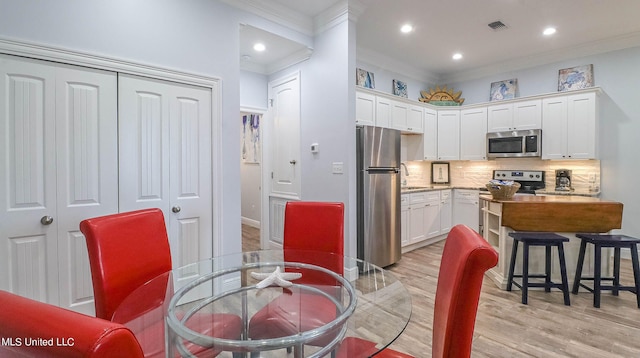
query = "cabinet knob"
xmin=40 ymin=216 xmax=54 ymax=225
xmin=172 ymin=206 xmax=181 ymax=213
xmin=289 ymin=160 xmax=297 ymax=165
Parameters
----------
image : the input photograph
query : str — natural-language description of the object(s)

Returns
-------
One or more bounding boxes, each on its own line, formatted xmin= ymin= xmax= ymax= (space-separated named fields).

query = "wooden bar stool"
xmin=572 ymin=234 xmax=640 ymax=308
xmin=507 ymin=232 xmax=571 ymax=305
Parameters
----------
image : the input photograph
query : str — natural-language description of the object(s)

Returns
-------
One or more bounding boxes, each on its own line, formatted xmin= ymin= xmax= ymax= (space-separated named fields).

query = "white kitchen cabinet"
xmin=407 ymin=105 xmax=424 ymax=133
xmin=400 ymin=195 xmax=410 ymax=247
xmin=391 ymin=100 xmax=423 ymax=133
xmin=0 ymin=54 xmax=117 ymax=314
xmin=460 ymin=107 xmax=488 ymax=160
xmin=436 ymin=110 xmax=460 ymax=160
xmin=356 ymin=91 xmax=376 ymax=126
xmin=423 ymin=107 xmax=438 ymax=160
xmin=453 ymin=189 xmax=479 ymax=232
xmin=487 ymin=99 xmax=541 ymax=132
xmin=375 ymin=95 xmax=392 ymax=128
xmin=542 ymin=91 xmax=598 ymax=159
xmin=439 ymin=189 xmax=452 ymax=235
xmin=423 ymin=192 xmax=441 ymax=239
xmin=408 ymin=192 xmax=430 ymax=245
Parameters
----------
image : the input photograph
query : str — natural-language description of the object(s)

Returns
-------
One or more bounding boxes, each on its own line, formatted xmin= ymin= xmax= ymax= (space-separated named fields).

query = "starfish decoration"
xmin=250 ymin=267 xmax=302 ymax=289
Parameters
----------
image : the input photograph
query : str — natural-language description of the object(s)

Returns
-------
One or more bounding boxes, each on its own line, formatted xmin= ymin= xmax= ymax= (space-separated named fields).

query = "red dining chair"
xmin=80 ymin=208 xmax=241 ymax=357
xmin=335 ymin=224 xmax=497 ymax=358
xmin=0 ymin=290 xmax=145 ymax=357
xmin=248 ymin=201 xmax=345 ymax=346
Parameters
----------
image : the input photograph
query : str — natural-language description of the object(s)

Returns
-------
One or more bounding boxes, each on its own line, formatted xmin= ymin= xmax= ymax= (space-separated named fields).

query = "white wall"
xmin=0 ymin=0 xmax=319 ymax=255
xmin=356 ymin=59 xmax=434 ymax=101
xmin=267 ymin=15 xmax=353 ymax=254
xmin=447 ymin=46 xmax=640 ymax=237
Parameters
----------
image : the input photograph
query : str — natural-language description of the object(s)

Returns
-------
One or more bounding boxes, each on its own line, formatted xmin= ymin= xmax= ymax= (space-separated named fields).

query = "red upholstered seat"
xmin=80 ymin=208 xmax=241 ymax=357
xmin=335 ymin=224 xmax=497 ymax=358
xmin=248 ymin=202 xmax=345 ymax=346
xmin=0 ymin=290 xmax=145 ymax=357
xmin=432 ymin=224 xmax=498 ymax=358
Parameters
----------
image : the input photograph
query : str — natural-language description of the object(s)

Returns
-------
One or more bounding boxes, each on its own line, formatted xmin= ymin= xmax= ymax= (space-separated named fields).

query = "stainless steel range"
xmin=493 ymin=170 xmax=545 ymax=194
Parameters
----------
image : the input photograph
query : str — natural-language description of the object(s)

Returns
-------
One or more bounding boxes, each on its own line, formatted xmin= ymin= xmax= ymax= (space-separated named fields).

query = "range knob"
xmin=529 ymin=174 xmax=534 ymax=178
xmin=536 ymin=174 xmax=540 ymax=178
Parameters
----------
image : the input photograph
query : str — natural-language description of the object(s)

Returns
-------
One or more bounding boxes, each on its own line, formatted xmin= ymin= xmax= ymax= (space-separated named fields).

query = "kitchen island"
xmin=480 ymin=194 xmax=623 ymax=289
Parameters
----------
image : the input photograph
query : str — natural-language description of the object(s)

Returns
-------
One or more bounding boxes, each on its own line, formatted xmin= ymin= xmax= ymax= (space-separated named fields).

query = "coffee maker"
xmin=555 ymin=169 xmax=572 ymax=191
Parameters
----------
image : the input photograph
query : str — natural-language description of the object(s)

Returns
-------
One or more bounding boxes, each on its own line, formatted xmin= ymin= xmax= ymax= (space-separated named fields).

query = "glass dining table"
xmin=112 ymin=250 xmax=412 ymax=358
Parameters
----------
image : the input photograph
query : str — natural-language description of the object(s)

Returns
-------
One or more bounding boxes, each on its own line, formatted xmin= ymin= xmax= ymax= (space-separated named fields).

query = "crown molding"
xmin=357 ymin=46 xmax=440 ymax=84
xmin=241 ymin=47 xmax=313 ymax=75
xmin=314 ymin=1 xmax=349 ymax=34
xmin=219 ymin=0 xmax=314 ymax=36
xmin=441 ymin=31 xmax=640 ymax=83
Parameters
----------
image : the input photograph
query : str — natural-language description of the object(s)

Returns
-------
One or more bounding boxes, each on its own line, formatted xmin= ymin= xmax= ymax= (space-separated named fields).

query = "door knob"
xmin=40 ymin=216 xmax=54 ymax=225
xmin=172 ymin=206 xmax=181 ymax=213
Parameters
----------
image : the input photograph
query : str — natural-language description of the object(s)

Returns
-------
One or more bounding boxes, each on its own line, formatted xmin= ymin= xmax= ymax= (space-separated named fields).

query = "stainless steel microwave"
xmin=486 ymin=129 xmax=541 ymax=158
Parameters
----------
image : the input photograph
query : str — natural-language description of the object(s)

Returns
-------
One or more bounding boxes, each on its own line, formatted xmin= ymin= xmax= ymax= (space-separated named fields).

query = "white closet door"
xmin=0 ymin=55 xmax=117 ymax=314
xmin=55 ymin=64 xmax=118 ymax=314
xmin=118 ymin=74 xmax=212 ymax=279
xmin=0 ymin=55 xmax=58 ymax=303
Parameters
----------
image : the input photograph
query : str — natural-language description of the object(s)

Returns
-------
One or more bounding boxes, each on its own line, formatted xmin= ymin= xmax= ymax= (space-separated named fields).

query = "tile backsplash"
xmin=402 ymin=159 xmax=600 ymax=193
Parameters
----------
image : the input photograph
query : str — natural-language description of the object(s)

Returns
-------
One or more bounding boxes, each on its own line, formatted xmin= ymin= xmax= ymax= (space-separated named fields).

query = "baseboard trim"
xmin=241 ymin=217 xmax=260 ymax=228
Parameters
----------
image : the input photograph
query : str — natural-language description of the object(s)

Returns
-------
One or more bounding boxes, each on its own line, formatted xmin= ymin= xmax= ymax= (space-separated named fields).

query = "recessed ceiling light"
xmin=400 ymin=24 xmax=413 ymax=33
xmin=543 ymin=27 xmax=557 ymax=36
xmin=452 ymin=53 xmax=463 ymax=60
xmin=253 ymin=43 xmax=266 ymax=52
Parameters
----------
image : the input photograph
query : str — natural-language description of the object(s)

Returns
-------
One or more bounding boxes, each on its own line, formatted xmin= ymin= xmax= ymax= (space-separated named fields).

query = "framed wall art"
xmin=558 ymin=64 xmax=594 ymax=92
xmin=356 ymin=68 xmax=375 ymax=89
xmin=393 ymin=79 xmax=407 ymax=98
xmin=490 ymin=78 xmax=518 ymax=101
xmin=431 ymin=162 xmax=450 ymax=184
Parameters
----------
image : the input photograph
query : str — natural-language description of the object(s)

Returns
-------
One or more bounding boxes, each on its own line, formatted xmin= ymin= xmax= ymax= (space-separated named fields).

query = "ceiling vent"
xmin=488 ymin=20 xmax=508 ymax=31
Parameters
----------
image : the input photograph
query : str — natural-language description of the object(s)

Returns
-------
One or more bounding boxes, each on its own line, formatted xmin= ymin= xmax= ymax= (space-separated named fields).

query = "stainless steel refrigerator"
xmin=356 ymin=126 xmax=401 ymax=267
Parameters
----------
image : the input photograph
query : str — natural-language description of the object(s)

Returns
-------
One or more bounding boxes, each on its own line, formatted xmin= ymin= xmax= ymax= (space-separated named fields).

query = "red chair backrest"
xmin=432 ymin=225 xmax=498 ymax=358
xmin=80 ymin=208 xmax=172 ymax=320
xmin=0 ymin=290 xmax=144 ymax=357
xmin=283 ymin=201 xmax=344 ymax=285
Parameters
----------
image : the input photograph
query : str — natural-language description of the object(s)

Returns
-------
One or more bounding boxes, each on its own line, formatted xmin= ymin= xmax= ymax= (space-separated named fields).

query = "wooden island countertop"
xmin=480 ymin=194 xmax=623 ymax=233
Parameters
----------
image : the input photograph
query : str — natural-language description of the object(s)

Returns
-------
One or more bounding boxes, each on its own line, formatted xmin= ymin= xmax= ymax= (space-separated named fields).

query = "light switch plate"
xmin=332 ymin=162 xmax=344 ymax=174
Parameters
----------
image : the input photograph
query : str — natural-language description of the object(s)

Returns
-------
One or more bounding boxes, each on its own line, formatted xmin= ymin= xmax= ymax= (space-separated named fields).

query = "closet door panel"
xmin=118 ymin=75 xmax=170 ymax=212
xmin=56 ymin=65 xmax=117 ymax=314
xmin=119 ymin=74 xmax=212 ymax=277
xmin=169 ymin=85 xmax=212 ymax=280
xmin=0 ymin=55 xmax=58 ymax=303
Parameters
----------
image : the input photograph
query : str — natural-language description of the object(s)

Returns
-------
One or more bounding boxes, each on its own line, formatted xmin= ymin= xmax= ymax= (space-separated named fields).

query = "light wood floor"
xmin=241 ymin=225 xmax=640 ymax=357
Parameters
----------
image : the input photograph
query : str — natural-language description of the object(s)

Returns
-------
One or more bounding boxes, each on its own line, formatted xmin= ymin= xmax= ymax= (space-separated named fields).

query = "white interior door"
xmin=118 ymin=74 xmax=212 ymax=285
xmin=269 ymin=72 xmax=301 ymax=198
xmin=0 ymin=55 xmax=58 ymax=304
xmin=0 ymin=55 xmax=117 ymax=314
xmin=55 ymin=64 xmax=118 ymax=314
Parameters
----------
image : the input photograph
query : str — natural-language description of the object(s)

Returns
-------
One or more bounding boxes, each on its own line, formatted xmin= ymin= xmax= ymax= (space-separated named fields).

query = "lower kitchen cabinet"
xmin=401 ymin=189 xmax=452 ymax=251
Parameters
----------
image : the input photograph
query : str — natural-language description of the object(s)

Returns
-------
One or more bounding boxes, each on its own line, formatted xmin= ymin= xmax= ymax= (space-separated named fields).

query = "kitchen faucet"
xmin=400 ymin=163 xmax=409 ymax=186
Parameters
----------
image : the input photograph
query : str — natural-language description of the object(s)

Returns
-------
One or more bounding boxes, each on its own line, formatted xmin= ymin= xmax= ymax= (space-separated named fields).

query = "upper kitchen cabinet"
xmin=542 ymin=90 xmax=599 ymax=159
xmin=436 ymin=110 xmax=460 ymax=160
xmin=460 ymin=107 xmax=488 ymax=160
xmin=376 ymin=96 xmax=392 ymax=128
xmin=487 ymin=99 xmax=541 ymax=132
xmin=423 ymin=107 xmax=438 ymax=160
xmin=391 ymin=100 xmax=424 ymax=134
xmin=356 ymin=91 xmax=376 ymax=126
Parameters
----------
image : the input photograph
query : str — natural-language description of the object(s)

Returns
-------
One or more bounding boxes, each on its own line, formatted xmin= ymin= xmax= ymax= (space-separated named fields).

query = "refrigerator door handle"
xmin=366 ymin=167 xmax=400 ymax=173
